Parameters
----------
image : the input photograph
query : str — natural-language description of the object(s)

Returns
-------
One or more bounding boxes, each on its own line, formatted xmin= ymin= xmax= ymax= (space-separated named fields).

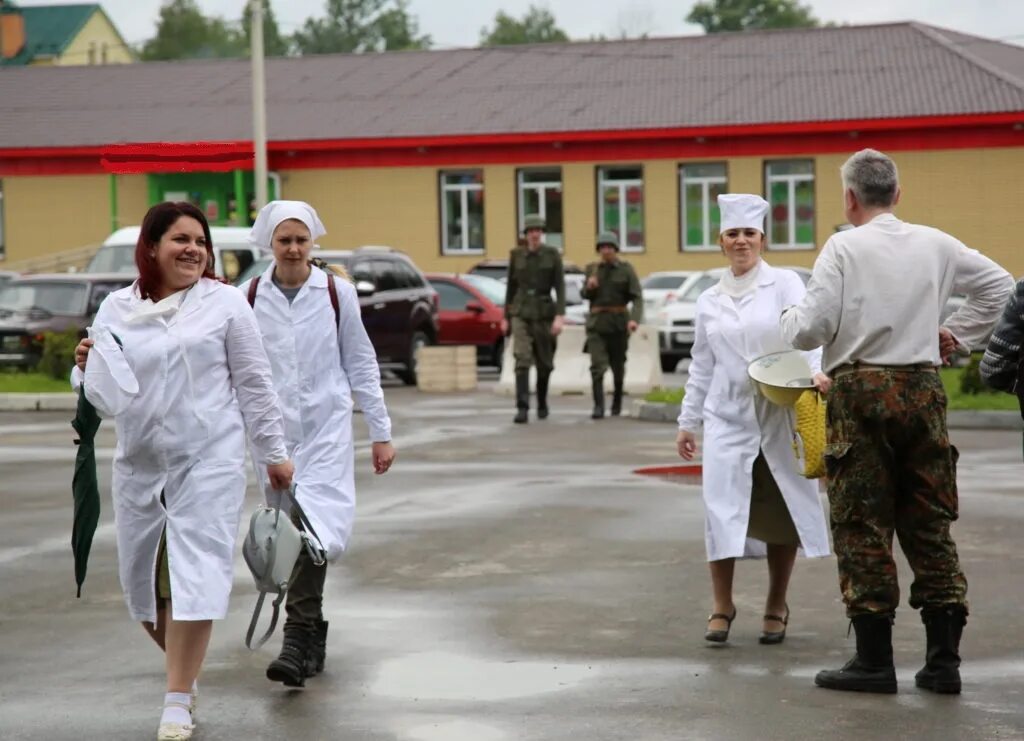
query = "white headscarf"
xmin=249 ymin=200 xmax=327 ymax=251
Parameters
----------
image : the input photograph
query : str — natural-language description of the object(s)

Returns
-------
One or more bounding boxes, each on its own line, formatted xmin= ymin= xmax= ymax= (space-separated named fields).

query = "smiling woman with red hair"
xmin=73 ymin=201 xmax=293 ymax=741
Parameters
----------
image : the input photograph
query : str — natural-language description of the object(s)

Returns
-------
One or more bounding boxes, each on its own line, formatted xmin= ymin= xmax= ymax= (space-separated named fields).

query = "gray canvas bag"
xmin=243 ymin=486 xmax=326 ymax=649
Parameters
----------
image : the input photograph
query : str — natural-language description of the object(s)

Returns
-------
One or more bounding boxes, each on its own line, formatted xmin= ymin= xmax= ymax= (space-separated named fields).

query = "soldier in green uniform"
xmin=581 ymin=231 xmax=643 ymax=419
xmin=501 ymin=214 xmax=565 ymax=424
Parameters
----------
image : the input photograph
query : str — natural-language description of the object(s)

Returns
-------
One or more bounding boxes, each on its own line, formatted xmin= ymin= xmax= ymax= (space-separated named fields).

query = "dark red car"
xmin=426 ymin=272 xmax=507 ymax=369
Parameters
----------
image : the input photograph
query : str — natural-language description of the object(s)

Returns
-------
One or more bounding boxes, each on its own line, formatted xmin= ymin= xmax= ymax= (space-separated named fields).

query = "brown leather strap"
xmin=247 ymin=271 xmax=339 ymax=328
xmin=247 ymin=275 xmax=260 ymax=307
xmin=590 ymin=305 xmax=628 ymax=314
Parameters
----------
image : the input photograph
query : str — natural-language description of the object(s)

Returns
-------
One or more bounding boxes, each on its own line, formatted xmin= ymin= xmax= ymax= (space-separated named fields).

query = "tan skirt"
xmin=747 ymin=452 xmax=800 ymax=546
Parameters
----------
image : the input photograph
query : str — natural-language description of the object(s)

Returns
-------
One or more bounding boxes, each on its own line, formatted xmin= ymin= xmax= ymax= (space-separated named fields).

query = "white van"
xmin=85 ymin=226 xmax=263 ymax=283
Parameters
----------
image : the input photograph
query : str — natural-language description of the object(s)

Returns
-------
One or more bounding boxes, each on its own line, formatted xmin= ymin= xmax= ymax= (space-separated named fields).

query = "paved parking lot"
xmin=1 ymin=382 xmax=1022 ymax=740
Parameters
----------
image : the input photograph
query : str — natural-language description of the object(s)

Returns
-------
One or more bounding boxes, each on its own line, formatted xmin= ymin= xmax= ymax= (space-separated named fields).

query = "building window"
xmin=765 ymin=160 xmax=815 ymax=249
xmin=517 ymin=168 xmax=563 ymax=249
xmin=598 ymin=166 xmax=644 ymax=252
xmin=440 ymin=171 xmax=485 ymax=254
xmin=680 ymin=163 xmax=727 ymax=251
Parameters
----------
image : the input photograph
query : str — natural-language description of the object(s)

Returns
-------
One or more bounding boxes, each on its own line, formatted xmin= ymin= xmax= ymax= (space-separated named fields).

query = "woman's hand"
xmin=676 ymin=429 xmax=697 ymax=461
xmin=75 ymin=338 xmax=94 ymax=372
xmin=372 ymin=441 xmax=396 ymax=474
xmin=812 ymin=372 xmax=832 ymax=395
xmin=266 ymin=459 xmax=295 ymax=490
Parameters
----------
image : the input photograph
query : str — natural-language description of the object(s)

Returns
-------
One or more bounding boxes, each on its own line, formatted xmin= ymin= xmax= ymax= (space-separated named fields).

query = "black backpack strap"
xmin=326 ymin=272 xmax=340 ymax=328
xmin=247 ymin=275 xmax=260 ymax=308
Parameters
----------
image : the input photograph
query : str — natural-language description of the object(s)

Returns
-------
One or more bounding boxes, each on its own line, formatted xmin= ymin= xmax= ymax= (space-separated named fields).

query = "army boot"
xmin=814 ymin=613 xmax=897 ymax=694
xmin=915 ymin=605 xmax=967 ymax=694
xmin=266 ymin=626 xmax=312 ymax=687
xmin=304 ymin=619 xmax=329 ymax=677
xmin=514 ymin=370 xmax=529 ymax=424
xmin=591 ymin=377 xmax=605 ymax=419
xmin=610 ymin=371 xmax=624 ymax=416
xmin=536 ymin=372 xmax=550 ymax=419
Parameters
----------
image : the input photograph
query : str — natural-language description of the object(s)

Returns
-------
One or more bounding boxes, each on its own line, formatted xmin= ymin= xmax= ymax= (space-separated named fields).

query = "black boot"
xmin=536 ymin=373 xmax=550 ymax=419
xmin=514 ymin=370 xmax=529 ymax=424
xmin=266 ymin=626 xmax=312 ymax=687
xmin=304 ymin=619 xmax=329 ymax=677
xmin=814 ymin=613 xmax=897 ymax=694
xmin=610 ymin=371 xmax=624 ymax=416
xmin=591 ymin=377 xmax=605 ymax=419
xmin=916 ymin=605 xmax=967 ymax=694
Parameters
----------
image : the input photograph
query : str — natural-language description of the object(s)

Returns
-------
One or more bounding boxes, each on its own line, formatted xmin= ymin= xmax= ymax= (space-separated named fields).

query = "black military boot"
xmin=266 ymin=626 xmax=312 ymax=687
xmin=304 ymin=619 xmax=329 ymax=677
xmin=514 ymin=370 xmax=529 ymax=424
xmin=591 ymin=377 xmax=605 ymax=419
xmin=610 ymin=371 xmax=624 ymax=416
xmin=536 ymin=372 xmax=550 ymax=419
xmin=916 ymin=605 xmax=967 ymax=694
xmin=814 ymin=613 xmax=897 ymax=694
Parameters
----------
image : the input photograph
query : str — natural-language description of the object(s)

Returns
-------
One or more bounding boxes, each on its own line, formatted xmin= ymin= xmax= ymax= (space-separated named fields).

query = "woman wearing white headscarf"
xmin=675 ymin=194 xmax=831 ymax=646
xmin=239 ymin=200 xmax=395 ymax=688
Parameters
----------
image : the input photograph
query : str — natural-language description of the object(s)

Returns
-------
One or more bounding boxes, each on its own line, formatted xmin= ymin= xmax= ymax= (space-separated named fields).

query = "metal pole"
xmin=109 ymin=174 xmax=118 ymax=233
xmin=250 ymin=0 xmax=268 ymax=210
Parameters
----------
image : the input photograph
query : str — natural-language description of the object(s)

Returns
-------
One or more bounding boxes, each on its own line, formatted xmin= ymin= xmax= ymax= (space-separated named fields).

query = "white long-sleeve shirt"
xmin=780 ymin=213 xmax=1013 ymax=372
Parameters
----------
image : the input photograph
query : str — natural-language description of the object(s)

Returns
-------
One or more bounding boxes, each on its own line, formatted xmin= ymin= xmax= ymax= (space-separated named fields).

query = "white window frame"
xmin=517 ymin=168 xmax=563 ymax=249
xmin=765 ymin=160 xmax=815 ymax=250
xmin=679 ymin=164 xmax=727 ymax=252
xmin=440 ymin=171 xmax=484 ymax=255
xmin=597 ymin=166 xmax=644 ymax=253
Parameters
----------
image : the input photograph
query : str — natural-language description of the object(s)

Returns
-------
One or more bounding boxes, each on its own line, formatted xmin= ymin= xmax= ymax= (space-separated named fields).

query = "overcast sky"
xmin=15 ymin=0 xmax=1024 ymax=49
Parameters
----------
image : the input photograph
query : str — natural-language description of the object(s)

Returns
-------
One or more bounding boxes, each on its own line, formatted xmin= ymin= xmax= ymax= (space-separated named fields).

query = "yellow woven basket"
xmin=792 ymin=390 xmax=826 ymax=479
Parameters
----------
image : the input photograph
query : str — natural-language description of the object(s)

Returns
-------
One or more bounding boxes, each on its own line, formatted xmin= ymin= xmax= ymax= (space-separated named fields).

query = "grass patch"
xmin=644 ymin=368 xmax=1018 ymax=411
xmin=0 ymin=371 xmax=71 ymax=393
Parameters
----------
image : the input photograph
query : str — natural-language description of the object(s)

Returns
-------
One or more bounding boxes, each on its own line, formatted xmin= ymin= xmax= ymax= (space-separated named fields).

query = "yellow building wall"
xmin=1 ymin=174 xmax=147 ymax=266
xmin=54 ymin=11 xmax=133 ymax=66
xmin=7 ymin=147 xmax=1024 ymax=276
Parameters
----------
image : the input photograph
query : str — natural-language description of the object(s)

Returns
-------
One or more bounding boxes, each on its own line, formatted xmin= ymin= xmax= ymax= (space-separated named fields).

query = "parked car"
xmin=235 ymin=247 xmax=439 ymax=385
xmin=85 ymin=226 xmax=262 ymax=282
xmin=468 ymin=257 xmax=586 ymax=311
xmin=641 ymin=270 xmax=698 ymax=317
xmin=0 ymin=271 xmax=17 ymax=287
xmin=655 ymin=266 xmax=812 ymax=372
xmin=426 ymin=273 xmax=507 ymax=369
xmin=0 ymin=273 xmax=134 ymax=368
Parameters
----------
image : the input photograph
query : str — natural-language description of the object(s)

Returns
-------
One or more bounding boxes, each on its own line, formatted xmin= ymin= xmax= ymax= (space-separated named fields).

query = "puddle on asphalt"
xmin=403 ymin=719 xmax=508 ymax=741
xmin=372 ymin=651 xmax=595 ymax=701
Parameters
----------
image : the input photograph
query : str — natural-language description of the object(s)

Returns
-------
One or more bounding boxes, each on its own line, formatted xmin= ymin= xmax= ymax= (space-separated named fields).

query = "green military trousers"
xmin=824 ymin=369 xmax=967 ymax=617
xmin=512 ymin=317 xmax=556 ymax=373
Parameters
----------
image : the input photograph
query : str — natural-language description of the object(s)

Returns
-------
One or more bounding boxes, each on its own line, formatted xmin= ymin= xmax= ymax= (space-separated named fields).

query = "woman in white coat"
xmin=239 ymin=200 xmax=395 ymax=688
xmin=73 ymin=201 xmax=293 ymax=740
xmin=676 ymin=194 xmax=831 ymax=645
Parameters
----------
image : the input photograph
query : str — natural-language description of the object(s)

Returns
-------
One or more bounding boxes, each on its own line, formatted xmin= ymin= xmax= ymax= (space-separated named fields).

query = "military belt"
xmin=590 ymin=305 xmax=628 ymax=314
xmin=831 ymin=363 xmax=938 ymax=379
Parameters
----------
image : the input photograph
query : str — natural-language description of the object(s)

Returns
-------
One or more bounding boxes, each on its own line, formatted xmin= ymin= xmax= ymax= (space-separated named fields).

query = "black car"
xmin=0 ymin=273 xmax=134 ymax=368
xmin=235 ymin=247 xmax=440 ymax=385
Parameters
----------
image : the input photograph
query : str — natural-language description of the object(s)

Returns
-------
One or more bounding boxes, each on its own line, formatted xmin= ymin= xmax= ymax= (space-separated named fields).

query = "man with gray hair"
xmin=780 ymin=148 xmax=1012 ymax=695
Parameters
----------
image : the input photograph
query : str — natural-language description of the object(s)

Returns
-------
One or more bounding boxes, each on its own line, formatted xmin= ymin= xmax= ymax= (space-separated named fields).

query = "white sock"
xmin=161 ymin=692 xmax=192 ymax=726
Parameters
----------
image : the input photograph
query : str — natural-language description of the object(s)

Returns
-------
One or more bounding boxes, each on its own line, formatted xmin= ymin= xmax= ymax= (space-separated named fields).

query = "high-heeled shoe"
xmin=759 ymin=604 xmax=790 ymax=645
xmin=705 ymin=607 xmax=737 ymax=643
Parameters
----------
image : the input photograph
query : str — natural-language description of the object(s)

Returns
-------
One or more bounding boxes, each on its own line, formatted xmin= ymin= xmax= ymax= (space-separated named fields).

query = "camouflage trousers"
xmin=512 ymin=317 xmax=556 ymax=373
xmin=824 ymin=369 xmax=968 ymax=617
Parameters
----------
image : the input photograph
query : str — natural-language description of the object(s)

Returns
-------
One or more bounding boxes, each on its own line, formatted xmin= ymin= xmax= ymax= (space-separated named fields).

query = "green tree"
xmin=140 ymin=0 xmax=245 ymax=60
xmin=686 ymin=0 xmax=820 ymax=33
xmin=242 ymin=0 xmax=290 ymax=57
xmin=480 ymin=5 xmax=570 ymax=46
xmin=374 ymin=0 xmax=431 ymax=50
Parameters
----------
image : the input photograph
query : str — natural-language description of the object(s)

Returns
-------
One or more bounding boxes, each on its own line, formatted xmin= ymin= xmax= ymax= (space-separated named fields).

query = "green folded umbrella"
xmin=71 ymin=387 xmax=102 ymax=598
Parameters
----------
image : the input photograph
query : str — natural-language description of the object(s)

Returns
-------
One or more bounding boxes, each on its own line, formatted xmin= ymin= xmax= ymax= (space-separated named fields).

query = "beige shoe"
xmin=157 ymin=701 xmax=194 ymax=741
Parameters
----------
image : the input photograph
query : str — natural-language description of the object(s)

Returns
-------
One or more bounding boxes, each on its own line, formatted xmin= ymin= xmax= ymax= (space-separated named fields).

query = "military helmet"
xmin=596 ymin=231 xmax=620 ymax=251
xmin=523 ymin=214 xmax=546 ymax=231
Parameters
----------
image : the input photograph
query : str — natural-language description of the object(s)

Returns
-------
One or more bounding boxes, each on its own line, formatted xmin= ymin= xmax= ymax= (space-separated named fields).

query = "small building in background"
xmin=0 ymin=1 xmax=133 ymax=67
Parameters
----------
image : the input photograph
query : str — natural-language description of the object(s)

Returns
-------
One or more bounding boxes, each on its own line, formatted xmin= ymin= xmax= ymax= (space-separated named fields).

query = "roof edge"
xmin=912 ymin=22 xmax=1024 ymax=93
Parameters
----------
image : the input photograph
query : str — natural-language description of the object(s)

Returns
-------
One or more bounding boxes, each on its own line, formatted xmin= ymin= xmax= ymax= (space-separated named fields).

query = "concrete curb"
xmin=630 ymin=400 xmax=1024 ymax=430
xmin=0 ymin=393 xmax=78 ymax=412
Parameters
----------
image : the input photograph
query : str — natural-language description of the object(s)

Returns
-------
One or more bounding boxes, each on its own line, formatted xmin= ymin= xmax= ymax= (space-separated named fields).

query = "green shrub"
xmin=958 ymin=353 xmax=986 ymax=396
xmin=36 ymin=329 xmax=81 ymax=380
xmin=645 ymin=386 xmax=685 ymax=404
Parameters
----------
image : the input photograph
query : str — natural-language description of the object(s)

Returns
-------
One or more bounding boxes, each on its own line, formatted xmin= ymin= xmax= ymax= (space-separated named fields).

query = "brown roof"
xmin=2 ymin=21 xmax=1024 ymax=149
